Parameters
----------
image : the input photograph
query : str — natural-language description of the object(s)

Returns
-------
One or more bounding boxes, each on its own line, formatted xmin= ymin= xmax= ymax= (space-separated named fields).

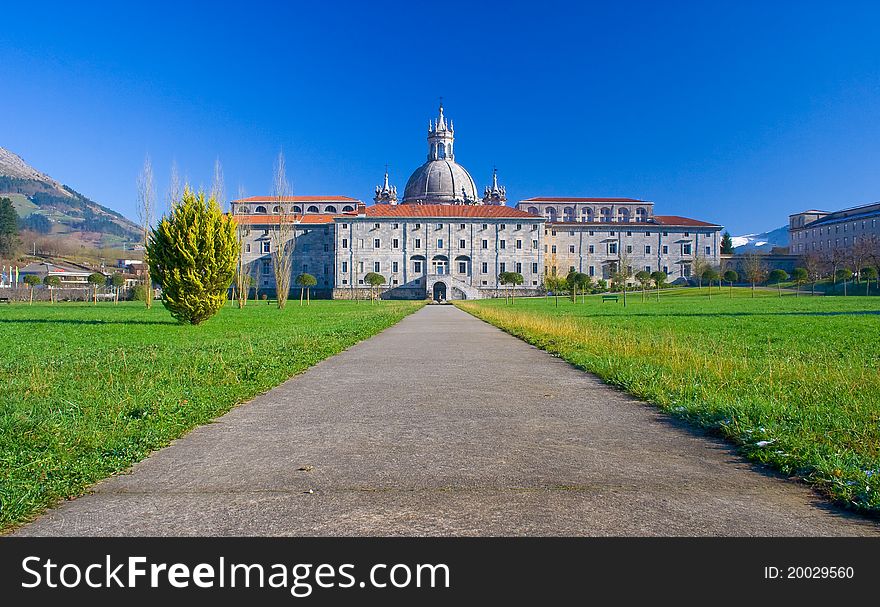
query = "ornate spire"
xmin=373 ymin=165 xmax=398 ymax=204
xmin=482 ymin=166 xmax=507 ymax=205
xmin=427 ymin=103 xmax=454 ymax=161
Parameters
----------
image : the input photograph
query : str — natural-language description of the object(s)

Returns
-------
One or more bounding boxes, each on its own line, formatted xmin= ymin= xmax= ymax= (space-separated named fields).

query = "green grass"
xmin=0 ymin=299 xmax=423 ymax=531
xmin=458 ymin=288 xmax=880 ymax=512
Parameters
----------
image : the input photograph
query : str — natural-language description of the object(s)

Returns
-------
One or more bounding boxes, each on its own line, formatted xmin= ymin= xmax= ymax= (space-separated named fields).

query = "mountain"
xmin=731 ymin=225 xmax=789 ymax=253
xmin=0 ymin=147 xmax=140 ymax=247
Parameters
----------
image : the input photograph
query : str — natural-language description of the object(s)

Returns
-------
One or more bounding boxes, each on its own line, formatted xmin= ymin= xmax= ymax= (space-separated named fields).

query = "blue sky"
xmin=1 ymin=0 xmax=879 ymax=235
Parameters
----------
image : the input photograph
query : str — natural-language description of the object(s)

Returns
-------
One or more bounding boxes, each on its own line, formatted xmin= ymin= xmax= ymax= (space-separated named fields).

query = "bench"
xmin=601 ymin=294 xmax=619 ymax=303
xmin=0 ymin=297 xmax=10 ymax=304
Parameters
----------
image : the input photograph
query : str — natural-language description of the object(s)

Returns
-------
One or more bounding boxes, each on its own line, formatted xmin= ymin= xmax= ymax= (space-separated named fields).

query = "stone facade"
xmin=789 ymin=202 xmax=880 ymax=256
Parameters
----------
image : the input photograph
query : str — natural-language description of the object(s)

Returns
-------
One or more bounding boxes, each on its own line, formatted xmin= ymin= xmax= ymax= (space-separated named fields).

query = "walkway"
xmin=14 ymin=305 xmax=879 ymax=536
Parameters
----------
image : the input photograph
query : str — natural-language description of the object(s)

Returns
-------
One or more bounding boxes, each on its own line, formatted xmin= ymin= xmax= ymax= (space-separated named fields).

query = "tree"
xmin=296 ymin=272 xmax=317 ymax=305
xmin=720 ymin=231 xmax=735 ymax=255
xmin=861 ymin=267 xmax=878 ymax=295
xmin=136 ymin=156 xmax=156 ymax=309
xmin=612 ymin=250 xmax=633 ymax=307
xmin=742 ymin=253 xmax=766 ymax=298
xmin=270 ymin=150 xmax=295 ymax=309
xmin=823 ymin=246 xmax=844 ymax=285
xmin=87 ymin=272 xmax=105 ymax=304
xmin=499 ymin=271 xmax=523 ymax=303
xmin=791 ymin=267 xmax=808 ymax=297
xmin=634 ymin=270 xmax=651 ymax=302
xmin=802 ymin=251 xmax=824 ymax=296
xmin=233 ymin=185 xmax=250 ymax=309
xmin=691 ymin=254 xmax=711 ymax=289
xmin=111 ymin=272 xmax=125 ymax=304
xmin=167 ymin=159 xmax=182 ymax=212
xmin=23 ymin=274 xmax=40 ymax=304
xmin=836 ymin=268 xmax=852 ymax=296
xmin=565 ymin=269 xmax=582 ymax=303
xmin=768 ymin=269 xmax=788 ymax=296
xmin=577 ymin=273 xmax=592 ymax=303
xmin=650 ymin=271 xmax=666 ymax=302
xmin=147 ymin=187 xmax=239 ymax=325
xmin=722 ymin=269 xmax=738 ymax=298
xmin=0 ymin=197 xmax=20 ymax=258
xmin=364 ymin=272 xmax=385 ymax=303
xmin=544 ymin=275 xmax=564 ymax=307
xmin=702 ymin=268 xmax=720 ymax=300
xmin=44 ymin=275 xmax=61 ymax=303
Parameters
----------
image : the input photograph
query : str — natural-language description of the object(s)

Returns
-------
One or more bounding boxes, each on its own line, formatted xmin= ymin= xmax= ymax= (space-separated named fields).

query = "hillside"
xmin=0 ymin=147 xmax=140 ymax=248
xmin=731 ymin=225 xmax=789 ymax=253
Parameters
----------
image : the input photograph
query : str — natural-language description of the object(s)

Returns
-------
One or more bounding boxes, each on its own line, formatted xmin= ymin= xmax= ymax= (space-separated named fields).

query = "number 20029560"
xmin=764 ymin=566 xmax=854 ymax=579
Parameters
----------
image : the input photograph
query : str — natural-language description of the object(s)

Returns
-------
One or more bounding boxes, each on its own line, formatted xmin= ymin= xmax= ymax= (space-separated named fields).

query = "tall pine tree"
xmin=720 ymin=231 xmax=735 ymax=255
xmin=0 ymin=197 xmax=20 ymax=257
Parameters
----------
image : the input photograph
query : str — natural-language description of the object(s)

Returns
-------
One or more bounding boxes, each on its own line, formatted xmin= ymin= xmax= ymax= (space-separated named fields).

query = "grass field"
xmin=458 ymin=288 xmax=880 ymax=512
xmin=0 ymin=300 xmax=422 ymax=531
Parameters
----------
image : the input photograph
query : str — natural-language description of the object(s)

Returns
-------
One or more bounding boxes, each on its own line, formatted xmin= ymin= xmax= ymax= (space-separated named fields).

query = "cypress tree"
xmin=147 ymin=187 xmax=239 ymax=325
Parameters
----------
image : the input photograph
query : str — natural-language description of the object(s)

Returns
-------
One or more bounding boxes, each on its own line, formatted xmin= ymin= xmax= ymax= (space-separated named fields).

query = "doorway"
xmin=433 ymin=281 xmax=447 ymax=302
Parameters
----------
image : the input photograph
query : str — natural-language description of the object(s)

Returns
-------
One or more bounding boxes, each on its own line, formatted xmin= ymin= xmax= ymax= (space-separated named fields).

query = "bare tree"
xmin=852 ymin=237 xmax=874 ymax=285
xmin=211 ymin=157 xmax=225 ymax=213
xmin=270 ymin=150 xmax=295 ymax=309
xmin=233 ymin=185 xmax=250 ymax=309
xmin=691 ymin=253 xmax=711 ymax=288
xmin=167 ymin=159 xmax=182 ymax=212
xmin=822 ymin=246 xmax=844 ymax=285
xmin=136 ymin=155 xmax=155 ymax=309
xmin=802 ymin=250 xmax=824 ymax=296
xmin=742 ymin=252 xmax=766 ymax=298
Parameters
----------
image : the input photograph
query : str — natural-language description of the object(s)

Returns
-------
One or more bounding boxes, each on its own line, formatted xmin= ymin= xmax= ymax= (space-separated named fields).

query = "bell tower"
xmin=427 ymin=103 xmax=454 ymax=161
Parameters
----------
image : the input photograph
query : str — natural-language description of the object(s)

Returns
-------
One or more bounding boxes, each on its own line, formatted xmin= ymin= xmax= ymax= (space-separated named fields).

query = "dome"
xmin=401 ymin=159 xmax=479 ymax=205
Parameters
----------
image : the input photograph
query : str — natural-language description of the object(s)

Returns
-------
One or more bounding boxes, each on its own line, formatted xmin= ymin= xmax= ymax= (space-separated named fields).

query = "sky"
xmin=1 ymin=1 xmax=879 ymax=235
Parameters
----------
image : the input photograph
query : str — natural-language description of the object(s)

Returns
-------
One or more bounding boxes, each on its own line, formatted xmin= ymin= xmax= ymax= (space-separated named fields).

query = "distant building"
xmin=18 ymin=261 xmax=93 ymax=285
xmin=231 ymin=105 xmax=722 ymax=299
xmin=789 ymin=201 xmax=880 ymax=255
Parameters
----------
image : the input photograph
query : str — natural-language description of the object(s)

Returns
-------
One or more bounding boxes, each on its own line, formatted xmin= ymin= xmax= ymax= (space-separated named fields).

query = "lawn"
xmin=457 ymin=288 xmax=880 ymax=512
xmin=0 ymin=299 xmax=422 ymax=531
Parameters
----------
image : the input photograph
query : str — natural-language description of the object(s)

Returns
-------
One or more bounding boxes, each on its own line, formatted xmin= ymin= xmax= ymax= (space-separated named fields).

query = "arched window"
xmin=563 ymin=207 xmax=575 ymax=222
xmin=293 ymin=205 xmax=302 ymax=213
xmin=446 ymin=143 xmax=452 ymax=157
xmin=617 ymin=208 xmax=630 ymax=223
xmin=325 ymin=205 xmax=337 ymax=213
xmin=581 ymin=207 xmax=594 ymax=222
xmin=437 ymin=143 xmax=446 ymax=159
xmin=527 ymin=207 xmax=539 ymax=215
xmin=546 ymin=207 xmax=558 ymax=222
xmin=600 ymin=208 xmax=611 ymax=223
xmin=635 ymin=207 xmax=647 ymax=222
xmin=273 ymin=205 xmax=282 ymax=213
xmin=342 ymin=205 xmax=354 ymax=212
xmin=255 ymin=205 xmax=267 ymax=214
xmin=307 ymin=205 xmax=319 ymax=213
xmin=238 ymin=206 xmax=249 ymax=214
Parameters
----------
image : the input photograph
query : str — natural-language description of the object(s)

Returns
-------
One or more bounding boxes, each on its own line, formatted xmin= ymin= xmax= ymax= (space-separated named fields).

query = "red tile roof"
xmin=231 ymin=214 xmax=336 ymax=225
xmin=361 ymin=204 xmax=540 ymax=218
xmin=520 ymin=197 xmax=647 ymax=203
xmin=652 ymin=215 xmax=720 ymax=227
xmin=233 ymin=196 xmax=360 ymax=203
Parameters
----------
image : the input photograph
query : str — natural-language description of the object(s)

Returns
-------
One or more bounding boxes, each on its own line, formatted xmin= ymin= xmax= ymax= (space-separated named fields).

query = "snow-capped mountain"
xmin=731 ymin=225 xmax=789 ymax=253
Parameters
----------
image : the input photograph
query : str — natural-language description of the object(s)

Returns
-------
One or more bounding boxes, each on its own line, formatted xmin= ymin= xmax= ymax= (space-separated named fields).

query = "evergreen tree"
xmin=720 ymin=231 xmax=735 ymax=255
xmin=147 ymin=188 xmax=239 ymax=325
xmin=0 ymin=197 xmax=21 ymax=257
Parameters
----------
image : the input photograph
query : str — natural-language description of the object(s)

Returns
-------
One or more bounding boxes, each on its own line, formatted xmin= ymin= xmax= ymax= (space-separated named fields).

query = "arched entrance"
xmin=433 ymin=281 xmax=447 ymax=302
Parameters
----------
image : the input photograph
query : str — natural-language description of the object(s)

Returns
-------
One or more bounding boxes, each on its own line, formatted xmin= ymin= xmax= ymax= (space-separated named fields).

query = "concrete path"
xmin=14 ymin=306 xmax=880 ymax=536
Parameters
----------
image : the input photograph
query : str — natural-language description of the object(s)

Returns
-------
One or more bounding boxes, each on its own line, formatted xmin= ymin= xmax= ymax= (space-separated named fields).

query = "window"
xmin=662 ymin=245 xmax=668 ymax=254
xmin=588 ymin=245 xmax=594 ymax=254
xmin=684 ymin=232 xmax=689 ymax=237
xmin=645 ymin=232 xmax=651 ymax=237
xmin=645 ymin=245 xmax=652 ymax=254
xmin=482 ymin=223 xmax=488 ymax=230
xmin=500 ymin=224 xmax=506 ymax=230
xmin=374 ymin=223 xmax=380 ymax=229
xmin=569 ymin=265 xmax=575 ymax=273
xmin=341 ymin=223 xmax=349 ymax=229
xmin=645 ymin=265 xmax=651 ymax=272
xmin=372 ymin=261 xmax=380 ymax=272
xmin=392 ymin=261 xmax=399 ymax=272
xmin=482 ymin=262 xmax=488 ymax=273
xmin=516 ymin=263 xmax=522 ymax=273
xmin=705 ymin=246 xmax=711 ymax=255
xmin=262 ymin=229 xmax=270 ymax=236
xmin=459 ymin=239 xmax=466 ymax=249
xmin=500 ymin=240 xmax=506 ymax=249
xmin=374 ymin=238 xmax=380 ymax=248
xmin=458 ymin=261 xmax=467 ymax=274
xmin=392 ymin=238 xmax=399 ymax=248
xmin=358 ymin=261 xmax=364 ymax=272
xmin=414 ymin=261 xmax=422 ymax=273
xmin=609 ymin=243 xmax=618 ymax=254
xmin=588 ymin=265 xmax=595 ymax=276
xmin=682 ymin=243 xmax=692 ymax=255
xmin=532 ymin=263 xmax=538 ymax=273
xmin=245 ymin=243 xmax=251 ymax=253
xmin=262 ymin=261 xmax=271 ymax=275
xmin=262 ymin=241 xmax=270 ymax=253
xmin=437 ymin=223 xmax=443 ymax=230
xmin=626 ymin=231 xmax=632 ymax=237
xmin=415 ymin=223 xmax=421 ymax=230
xmin=341 ymin=261 xmax=348 ymax=272
xmin=609 ymin=231 xmax=616 ymax=236
xmin=516 ymin=224 xmax=522 ymax=230
xmin=626 ymin=245 xmax=633 ymax=254
xmin=415 ymin=238 xmax=422 ymax=248
xmin=438 ymin=239 xmax=444 ymax=248
xmin=569 ymin=231 xmax=575 ymax=236
xmin=663 ymin=265 xmax=669 ymax=274
xmin=588 ymin=230 xmax=594 ymax=236
xmin=517 ymin=240 xmax=523 ymax=250
xmin=551 ymin=245 xmax=557 ymax=253
xmin=662 ymin=231 xmax=668 ymax=237
xmin=569 ymin=244 xmax=575 ymax=253
xmin=342 ymin=279 xmax=348 ymax=285
xmin=460 ymin=223 xmax=466 ymax=230
xmin=482 ymin=239 xmax=488 ymax=249
xmin=499 ymin=262 xmax=506 ymax=273
xmin=532 ymin=240 xmax=538 ymax=249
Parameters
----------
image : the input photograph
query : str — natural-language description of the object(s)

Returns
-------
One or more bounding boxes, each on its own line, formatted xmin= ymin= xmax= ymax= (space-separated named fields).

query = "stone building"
xmin=789 ymin=201 xmax=880 ymax=255
xmin=230 ymin=105 xmax=722 ymax=299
